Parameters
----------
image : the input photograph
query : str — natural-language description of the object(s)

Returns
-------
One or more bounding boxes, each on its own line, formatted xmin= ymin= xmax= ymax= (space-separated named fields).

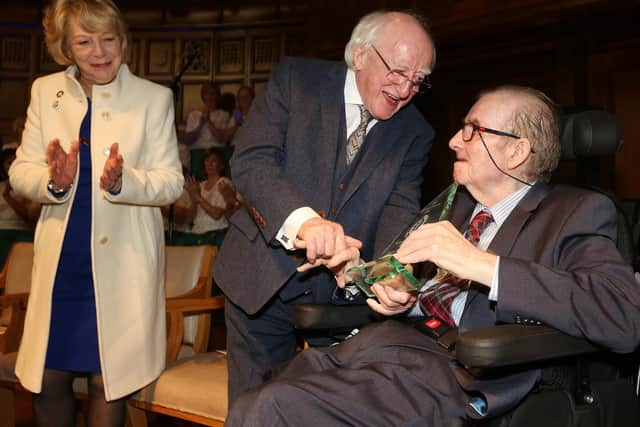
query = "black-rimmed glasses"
xmin=371 ymin=45 xmax=431 ymax=94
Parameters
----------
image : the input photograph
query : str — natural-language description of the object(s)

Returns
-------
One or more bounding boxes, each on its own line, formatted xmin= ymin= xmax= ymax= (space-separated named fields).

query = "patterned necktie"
xmin=419 ymin=209 xmax=494 ymax=327
xmin=346 ymin=105 xmax=372 ymax=165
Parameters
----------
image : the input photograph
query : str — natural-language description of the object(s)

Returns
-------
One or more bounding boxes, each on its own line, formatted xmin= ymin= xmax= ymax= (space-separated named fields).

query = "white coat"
xmin=9 ymin=64 xmax=184 ymax=400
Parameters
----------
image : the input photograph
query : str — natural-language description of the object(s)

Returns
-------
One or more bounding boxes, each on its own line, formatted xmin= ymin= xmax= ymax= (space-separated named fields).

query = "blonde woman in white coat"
xmin=8 ymin=1 xmax=183 ymax=426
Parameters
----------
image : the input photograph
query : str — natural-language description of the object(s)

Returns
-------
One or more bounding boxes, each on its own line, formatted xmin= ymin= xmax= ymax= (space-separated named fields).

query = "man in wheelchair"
xmin=224 ymin=85 xmax=640 ymax=426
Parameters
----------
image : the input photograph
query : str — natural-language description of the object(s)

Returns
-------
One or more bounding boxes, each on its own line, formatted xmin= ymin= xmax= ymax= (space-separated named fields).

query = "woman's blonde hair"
xmin=43 ymin=0 xmax=128 ymax=66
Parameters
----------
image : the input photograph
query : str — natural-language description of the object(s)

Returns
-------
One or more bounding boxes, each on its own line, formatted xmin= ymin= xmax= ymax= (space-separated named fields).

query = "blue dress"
xmin=45 ymin=99 xmax=100 ymax=373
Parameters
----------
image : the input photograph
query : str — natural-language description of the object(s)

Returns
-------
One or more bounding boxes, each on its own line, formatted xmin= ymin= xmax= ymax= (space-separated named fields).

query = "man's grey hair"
xmin=344 ymin=10 xmax=436 ymax=72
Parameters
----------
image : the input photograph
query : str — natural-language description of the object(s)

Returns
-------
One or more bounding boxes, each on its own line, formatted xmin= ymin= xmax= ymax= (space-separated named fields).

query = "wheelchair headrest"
xmin=561 ymin=110 xmax=622 ymax=160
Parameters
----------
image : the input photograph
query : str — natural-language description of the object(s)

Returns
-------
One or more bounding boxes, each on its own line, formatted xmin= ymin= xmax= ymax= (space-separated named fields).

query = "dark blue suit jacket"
xmin=214 ymin=57 xmax=434 ymax=314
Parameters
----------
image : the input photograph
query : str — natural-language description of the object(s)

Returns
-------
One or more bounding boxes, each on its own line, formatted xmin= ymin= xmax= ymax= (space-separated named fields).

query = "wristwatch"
xmin=47 ymin=179 xmax=71 ymax=197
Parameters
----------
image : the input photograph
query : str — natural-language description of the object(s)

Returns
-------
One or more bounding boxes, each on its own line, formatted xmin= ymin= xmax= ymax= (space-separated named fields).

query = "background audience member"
xmin=183 ymin=149 xmax=242 ymax=247
xmin=214 ymin=10 xmax=435 ymax=405
xmin=9 ymin=1 xmax=183 ymax=426
xmin=231 ymin=85 xmax=254 ymax=129
xmin=225 ymin=85 xmax=640 ymax=426
xmin=184 ymin=81 xmax=235 ymax=180
xmin=0 ymin=148 xmax=40 ymax=268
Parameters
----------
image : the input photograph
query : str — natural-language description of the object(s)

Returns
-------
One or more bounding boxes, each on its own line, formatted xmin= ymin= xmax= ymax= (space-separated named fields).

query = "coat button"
xmin=101 ymin=111 xmax=111 ymax=121
xmin=101 ymin=92 xmax=111 ymax=99
xmin=98 ymin=235 xmax=109 ymax=244
xmin=339 ymin=182 xmax=345 ymax=190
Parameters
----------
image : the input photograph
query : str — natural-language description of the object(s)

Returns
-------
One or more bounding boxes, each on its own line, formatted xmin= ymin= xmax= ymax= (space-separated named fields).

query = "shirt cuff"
xmin=488 ymin=256 xmax=500 ymax=301
xmin=275 ymin=206 xmax=320 ymax=250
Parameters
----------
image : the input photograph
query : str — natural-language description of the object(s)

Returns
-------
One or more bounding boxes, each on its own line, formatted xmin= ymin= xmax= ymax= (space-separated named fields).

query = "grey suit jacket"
xmin=214 ymin=57 xmax=434 ymax=314
xmin=447 ymin=183 xmax=640 ymax=417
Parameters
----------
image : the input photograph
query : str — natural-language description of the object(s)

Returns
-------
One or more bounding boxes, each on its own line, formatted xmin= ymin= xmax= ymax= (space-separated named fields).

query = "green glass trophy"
xmin=345 ymin=182 xmax=458 ymax=298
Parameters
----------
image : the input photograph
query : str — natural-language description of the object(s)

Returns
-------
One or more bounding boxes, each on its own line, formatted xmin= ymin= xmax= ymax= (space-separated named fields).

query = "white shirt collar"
xmin=344 ymin=69 xmax=363 ymax=106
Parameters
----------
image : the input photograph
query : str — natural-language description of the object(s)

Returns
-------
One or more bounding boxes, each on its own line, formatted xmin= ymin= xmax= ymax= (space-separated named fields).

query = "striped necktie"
xmin=346 ymin=105 xmax=372 ymax=165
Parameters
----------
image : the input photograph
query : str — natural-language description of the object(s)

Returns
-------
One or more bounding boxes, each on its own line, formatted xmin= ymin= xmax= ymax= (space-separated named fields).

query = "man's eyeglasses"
xmin=461 ymin=122 xmax=535 ymax=187
xmin=462 ymin=123 xmax=520 ymax=142
xmin=371 ymin=45 xmax=431 ymax=94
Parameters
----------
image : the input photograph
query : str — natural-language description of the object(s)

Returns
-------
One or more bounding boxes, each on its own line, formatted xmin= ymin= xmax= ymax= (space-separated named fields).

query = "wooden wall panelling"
xmin=216 ymin=36 xmax=245 ymax=76
xmin=180 ymin=81 xmax=204 ymax=126
xmin=145 ymin=38 xmax=176 ymax=77
xmin=0 ymin=78 xmax=29 ymax=122
xmin=588 ymin=46 xmax=640 ymax=198
xmin=1 ymin=35 xmax=30 ymax=72
xmin=251 ymin=35 xmax=279 ymax=73
xmin=38 ymin=37 xmax=62 ymax=74
xmin=212 ymin=31 xmax=246 ymax=125
xmin=126 ymin=38 xmax=140 ymax=75
xmin=182 ymin=36 xmax=212 ymax=76
xmin=247 ymin=29 xmax=283 ymax=94
xmin=0 ymin=31 xmax=30 ymax=140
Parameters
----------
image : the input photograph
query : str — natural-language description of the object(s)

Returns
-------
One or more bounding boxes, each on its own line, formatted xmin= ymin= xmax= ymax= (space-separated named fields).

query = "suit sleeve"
xmin=496 ymin=192 xmax=640 ymax=353
xmin=105 ymin=87 xmax=183 ymax=206
xmin=229 ymin=59 xmax=313 ymax=242
xmin=373 ymin=122 xmax=432 ymax=256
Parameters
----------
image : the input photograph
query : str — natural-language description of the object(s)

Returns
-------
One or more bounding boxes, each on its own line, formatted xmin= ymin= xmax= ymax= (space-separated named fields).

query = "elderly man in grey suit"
xmin=213 ymin=10 xmax=436 ymax=404
xmin=224 ymin=85 xmax=640 ymax=426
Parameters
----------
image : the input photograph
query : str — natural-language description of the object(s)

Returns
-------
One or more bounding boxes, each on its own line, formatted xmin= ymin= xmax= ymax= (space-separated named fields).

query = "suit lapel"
xmin=450 ymin=188 xmax=476 ymax=229
xmin=318 ymin=64 xmax=347 ymax=192
xmin=487 ymin=182 xmax=551 ymax=255
xmin=463 ymin=182 xmax=552 ymax=315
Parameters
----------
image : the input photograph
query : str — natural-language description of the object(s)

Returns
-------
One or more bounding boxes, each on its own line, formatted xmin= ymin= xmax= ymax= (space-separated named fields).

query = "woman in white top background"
xmin=184 ymin=82 xmax=236 ymax=180
xmin=184 ymin=148 xmax=243 ymax=247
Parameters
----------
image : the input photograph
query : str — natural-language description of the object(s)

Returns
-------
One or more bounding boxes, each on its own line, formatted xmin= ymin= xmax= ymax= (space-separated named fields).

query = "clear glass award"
xmin=345 ymin=182 xmax=459 ymax=297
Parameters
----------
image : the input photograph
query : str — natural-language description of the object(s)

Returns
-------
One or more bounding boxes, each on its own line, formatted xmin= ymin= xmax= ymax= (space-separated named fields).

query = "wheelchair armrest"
xmin=293 ymin=303 xmax=380 ymax=330
xmin=455 ymin=324 xmax=600 ymax=369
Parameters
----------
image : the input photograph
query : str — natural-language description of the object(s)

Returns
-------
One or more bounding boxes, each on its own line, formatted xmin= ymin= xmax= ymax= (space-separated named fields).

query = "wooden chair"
xmin=127 ymin=245 xmax=229 ymax=426
xmin=72 ymin=245 xmax=221 ymax=422
xmin=0 ymin=243 xmax=226 ymax=426
xmin=0 ymin=242 xmax=33 ymax=427
xmin=127 ymin=297 xmax=227 ymax=426
xmin=164 ymin=245 xmax=217 ymax=362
